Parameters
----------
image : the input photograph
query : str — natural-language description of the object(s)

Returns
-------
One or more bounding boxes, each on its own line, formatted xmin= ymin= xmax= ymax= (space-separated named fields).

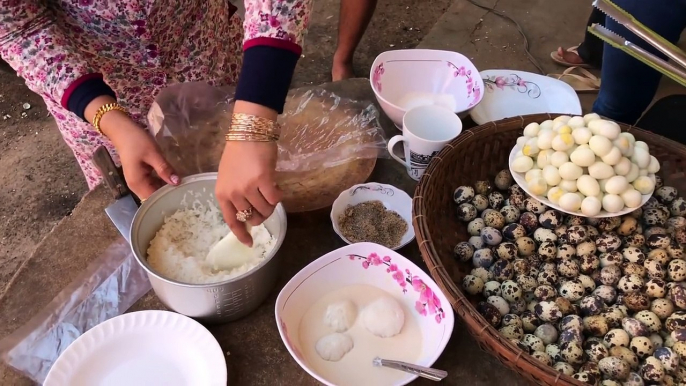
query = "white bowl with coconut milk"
xmin=275 ymin=242 xmax=454 ymax=386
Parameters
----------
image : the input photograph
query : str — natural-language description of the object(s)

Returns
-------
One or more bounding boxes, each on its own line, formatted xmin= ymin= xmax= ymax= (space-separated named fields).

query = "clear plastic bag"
xmin=0 ymin=238 xmax=150 ymax=384
xmin=146 ymin=82 xmax=388 ymax=176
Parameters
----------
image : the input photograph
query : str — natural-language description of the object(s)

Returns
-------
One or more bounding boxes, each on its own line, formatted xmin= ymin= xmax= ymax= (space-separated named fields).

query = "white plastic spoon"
xmin=206 ymin=224 xmax=257 ymax=271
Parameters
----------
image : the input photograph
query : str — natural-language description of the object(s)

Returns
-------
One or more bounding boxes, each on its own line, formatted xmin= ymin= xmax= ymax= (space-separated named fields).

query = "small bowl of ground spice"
xmin=330 ymin=183 xmax=414 ymax=250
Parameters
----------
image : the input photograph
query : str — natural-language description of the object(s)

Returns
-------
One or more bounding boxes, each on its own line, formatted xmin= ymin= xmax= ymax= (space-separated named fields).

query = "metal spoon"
xmin=372 ymin=357 xmax=448 ymax=381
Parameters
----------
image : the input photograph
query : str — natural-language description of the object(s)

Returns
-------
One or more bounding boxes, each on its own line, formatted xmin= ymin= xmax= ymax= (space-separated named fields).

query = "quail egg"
xmin=494 ymin=169 xmax=513 ymax=190
xmin=488 ymin=296 xmax=511 ymax=316
xmin=604 ymin=329 xmax=631 ymax=348
xmin=502 ymin=223 xmax=527 ymax=240
xmin=640 ymin=356 xmax=665 ymax=382
xmin=530 ymin=351 xmax=552 ymax=366
xmin=454 ymin=242 xmax=475 ymax=262
xmin=598 ymin=356 xmax=631 ymax=380
xmin=560 ymin=341 xmax=585 ymax=365
xmin=630 ymin=336 xmax=655 ymax=358
xmin=584 ymin=340 xmax=609 ymax=362
xmin=473 ymin=248 xmax=495 ymax=268
xmin=534 ymin=300 xmax=563 ymax=323
xmin=480 ymin=227 xmax=503 ymax=246
xmin=515 ymin=237 xmax=536 ymax=256
xmin=490 ymin=260 xmax=514 ymax=281
xmin=500 ymin=205 xmax=520 ymax=224
xmin=623 ymin=317 xmax=650 ymax=337
xmin=553 ymin=361 xmax=575 ymax=376
xmin=454 ymin=186 xmax=476 ymax=205
xmin=495 ymin=242 xmax=518 ymax=260
xmin=668 ymin=259 xmax=686 ymax=282
xmin=462 ymin=275 xmax=485 ymax=295
xmin=499 ymin=324 xmax=524 ymax=340
xmin=477 ymin=301 xmax=502 ymax=327
xmin=457 ymin=203 xmax=478 ymax=221
xmin=559 ymin=280 xmax=585 ymax=302
xmin=609 ymin=346 xmax=639 ymax=370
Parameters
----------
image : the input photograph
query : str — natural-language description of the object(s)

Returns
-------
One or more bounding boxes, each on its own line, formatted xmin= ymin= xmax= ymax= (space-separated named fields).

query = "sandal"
xmin=550 ymin=45 xmax=592 ymax=69
xmin=547 ymin=66 xmax=601 ymax=93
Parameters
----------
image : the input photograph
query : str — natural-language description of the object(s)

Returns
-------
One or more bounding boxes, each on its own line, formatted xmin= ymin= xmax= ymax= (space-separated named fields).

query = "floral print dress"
xmin=0 ymin=0 xmax=312 ymax=189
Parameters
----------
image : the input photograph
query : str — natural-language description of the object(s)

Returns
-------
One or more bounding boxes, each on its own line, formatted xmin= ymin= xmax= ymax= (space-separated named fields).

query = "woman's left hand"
xmin=215 ymin=140 xmax=282 ymax=246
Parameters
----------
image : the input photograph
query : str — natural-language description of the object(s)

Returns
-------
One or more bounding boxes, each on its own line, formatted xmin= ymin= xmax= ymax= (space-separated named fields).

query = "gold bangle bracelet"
xmin=92 ymin=103 xmax=127 ymax=136
xmin=228 ymin=113 xmax=280 ymax=140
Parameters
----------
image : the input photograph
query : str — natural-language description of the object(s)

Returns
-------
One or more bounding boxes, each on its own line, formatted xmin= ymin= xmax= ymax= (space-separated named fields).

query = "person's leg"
xmin=554 ymin=7 xmax=605 ymax=68
xmin=332 ymin=0 xmax=377 ymax=81
xmin=592 ymin=0 xmax=686 ymax=125
xmin=575 ymin=7 xmax=605 ymax=68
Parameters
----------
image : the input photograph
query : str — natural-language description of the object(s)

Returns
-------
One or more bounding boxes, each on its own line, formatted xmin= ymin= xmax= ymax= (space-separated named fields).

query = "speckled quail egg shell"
xmin=604 ymin=329 xmax=631 ymax=348
xmin=598 ymin=356 xmax=631 ymax=380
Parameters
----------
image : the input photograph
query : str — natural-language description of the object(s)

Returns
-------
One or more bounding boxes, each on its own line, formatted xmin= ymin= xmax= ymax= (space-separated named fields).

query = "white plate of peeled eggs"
xmin=509 ymin=114 xmax=659 ymax=218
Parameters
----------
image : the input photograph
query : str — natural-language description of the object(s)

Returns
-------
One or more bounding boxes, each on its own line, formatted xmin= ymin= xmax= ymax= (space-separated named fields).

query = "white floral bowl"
xmin=330 ymin=183 xmax=414 ymax=250
xmin=275 ymin=242 xmax=454 ymax=386
xmin=370 ymin=49 xmax=484 ymax=128
xmin=470 ymin=69 xmax=582 ymax=125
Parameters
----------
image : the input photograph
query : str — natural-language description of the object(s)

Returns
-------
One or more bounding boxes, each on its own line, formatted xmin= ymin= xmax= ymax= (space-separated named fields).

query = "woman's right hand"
xmin=87 ymin=96 xmax=180 ymax=199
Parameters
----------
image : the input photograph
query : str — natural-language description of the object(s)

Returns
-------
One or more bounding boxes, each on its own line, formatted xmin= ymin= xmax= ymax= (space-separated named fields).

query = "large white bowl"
xmin=470 ymin=69 xmax=582 ymax=125
xmin=330 ymin=183 xmax=414 ymax=250
xmin=370 ymin=49 xmax=484 ymax=128
xmin=275 ymin=242 xmax=454 ymax=386
xmin=509 ymin=145 xmax=654 ymax=218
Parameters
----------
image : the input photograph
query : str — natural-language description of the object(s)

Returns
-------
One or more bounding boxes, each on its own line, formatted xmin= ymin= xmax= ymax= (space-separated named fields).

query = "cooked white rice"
xmin=147 ymin=198 xmax=276 ymax=284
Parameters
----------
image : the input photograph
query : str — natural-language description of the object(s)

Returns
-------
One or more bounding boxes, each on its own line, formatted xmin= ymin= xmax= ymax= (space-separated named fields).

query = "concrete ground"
xmin=2 ymin=0 xmax=685 ymax=384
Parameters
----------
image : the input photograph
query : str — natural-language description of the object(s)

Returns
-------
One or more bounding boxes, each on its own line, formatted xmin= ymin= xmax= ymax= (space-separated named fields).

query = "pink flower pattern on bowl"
xmin=372 ymin=63 xmax=385 ymax=93
xmin=280 ymin=318 xmax=303 ymax=360
xmin=348 ymin=252 xmax=446 ymax=324
xmin=483 ymin=74 xmax=541 ymax=98
xmin=372 ymin=60 xmax=482 ymax=108
xmin=446 ymin=61 xmax=482 ymax=107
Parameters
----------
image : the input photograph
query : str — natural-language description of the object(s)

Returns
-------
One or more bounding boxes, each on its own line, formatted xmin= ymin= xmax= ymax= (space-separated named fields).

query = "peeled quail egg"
xmin=516 ymin=136 xmax=529 ymax=147
xmin=512 ymin=156 xmax=534 ymax=173
xmin=588 ymin=119 xmax=621 ymax=140
xmin=601 ymin=147 xmax=622 ymax=166
xmin=589 ymin=135 xmax=613 ymax=157
xmin=581 ymin=196 xmax=602 ymax=217
xmin=560 ymin=193 xmax=582 ymax=212
xmin=528 ymin=178 xmax=548 ymax=196
xmin=613 ymin=136 xmax=631 ymax=156
xmin=537 ymin=129 xmax=555 ymax=150
xmin=560 ymin=162 xmax=583 ymax=180
xmin=552 ymin=133 xmax=575 ymax=152
xmin=572 ymin=127 xmax=593 ymax=145
xmin=523 ymin=122 xmax=540 ymax=137
xmin=602 ymin=194 xmax=624 ymax=213
xmin=548 ymin=187 xmax=566 ymax=204
xmin=635 ymin=141 xmax=649 ymax=151
xmin=525 ymin=168 xmax=543 ymax=182
xmin=625 ymin=163 xmax=640 ymax=183
xmin=577 ymin=175 xmax=600 ymax=197
xmin=631 ymin=147 xmax=650 ymax=169
xmin=589 ymin=161 xmax=615 ymax=180
xmin=570 ymin=146 xmax=596 ymax=167
xmin=567 ymin=116 xmax=585 ymax=128
xmin=537 ymin=150 xmax=554 ymax=168
xmin=648 ymin=156 xmax=660 ymax=174
xmin=613 ymin=157 xmax=632 ymax=176
xmin=540 ymin=120 xmax=554 ymax=131
xmin=559 ymin=179 xmax=579 ymax=193
xmin=543 ymin=165 xmax=562 ymax=186
xmin=550 ymin=151 xmax=569 ymax=167
xmin=584 ymin=113 xmax=601 ymax=124
xmin=633 ymin=176 xmax=655 ymax=195
xmin=558 ymin=125 xmax=573 ymax=135
xmin=523 ymin=138 xmax=540 ymax=157
xmin=604 ymin=176 xmax=629 ymax=195
xmin=639 ymin=169 xmax=648 ymax=177
xmin=554 ymin=115 xmax=571 ymax=124
xmin=621 ymin=186 xmax=643 ymax=208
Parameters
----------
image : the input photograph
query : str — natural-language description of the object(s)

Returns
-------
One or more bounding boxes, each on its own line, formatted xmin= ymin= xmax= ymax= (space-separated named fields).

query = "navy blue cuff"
xmin=235 ymin=46 xmax=299 ymax=114
xmin=66 ymin=78 xmax=117 ymax=121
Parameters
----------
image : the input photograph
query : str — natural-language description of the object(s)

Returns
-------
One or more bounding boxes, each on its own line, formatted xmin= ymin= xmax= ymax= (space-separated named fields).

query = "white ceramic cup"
xmin=387 ymin=105 xmax=463 ymax=181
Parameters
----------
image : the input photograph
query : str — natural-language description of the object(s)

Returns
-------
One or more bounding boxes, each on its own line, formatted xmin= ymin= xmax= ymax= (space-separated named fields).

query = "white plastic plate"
xmin=509 ymin=145 xmax=654 ymax=218
xmin=45 ymin=311 xmax=227 ymax=386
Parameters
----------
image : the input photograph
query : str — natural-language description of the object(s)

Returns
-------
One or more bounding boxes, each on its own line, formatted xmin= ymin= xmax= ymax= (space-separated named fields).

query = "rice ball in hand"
xmin=361 ymin=296 xmax=406 ymax=338
xmin=315 ymin=333 xmax=354 ymax=362
xmin=323 ymin=300 xmax=358 ymax=332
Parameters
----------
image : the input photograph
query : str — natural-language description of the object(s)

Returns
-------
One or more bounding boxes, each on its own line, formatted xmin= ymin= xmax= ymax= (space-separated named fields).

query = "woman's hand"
xmin=216 ymin=140 xmax=282 ymax=246
xmin=86 ymin=96 xmax=179 ymax=199
xmin=108 ymin=118 xmax=180 ymax=199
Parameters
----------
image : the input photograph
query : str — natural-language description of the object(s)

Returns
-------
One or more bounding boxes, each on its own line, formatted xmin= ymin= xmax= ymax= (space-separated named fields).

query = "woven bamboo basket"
xmin=412 ymin=113 xmax=686 ymax=385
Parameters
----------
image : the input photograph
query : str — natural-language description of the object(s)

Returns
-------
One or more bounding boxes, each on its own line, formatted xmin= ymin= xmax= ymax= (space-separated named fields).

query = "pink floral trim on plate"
xmin=483 ymin=74 xmax=541 ymax=98
xmin=348 ymin=253 xmax=446 ymax=324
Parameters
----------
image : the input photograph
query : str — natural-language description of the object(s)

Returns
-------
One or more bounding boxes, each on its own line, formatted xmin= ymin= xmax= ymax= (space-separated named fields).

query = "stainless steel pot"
xmin=130 ymin=173 xmax=287 ymax=324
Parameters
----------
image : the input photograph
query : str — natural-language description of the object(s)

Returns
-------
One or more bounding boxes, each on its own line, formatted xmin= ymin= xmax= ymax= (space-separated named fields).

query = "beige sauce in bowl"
xmin=298 ymin=284 xmax=422 ymax=386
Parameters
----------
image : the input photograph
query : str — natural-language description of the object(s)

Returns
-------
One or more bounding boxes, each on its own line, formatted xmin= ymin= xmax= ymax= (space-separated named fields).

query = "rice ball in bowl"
xmin=130 ymin=172 xmax=287 ymax=324
xmin=275 ymin=242 xmax=454 ymax=386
